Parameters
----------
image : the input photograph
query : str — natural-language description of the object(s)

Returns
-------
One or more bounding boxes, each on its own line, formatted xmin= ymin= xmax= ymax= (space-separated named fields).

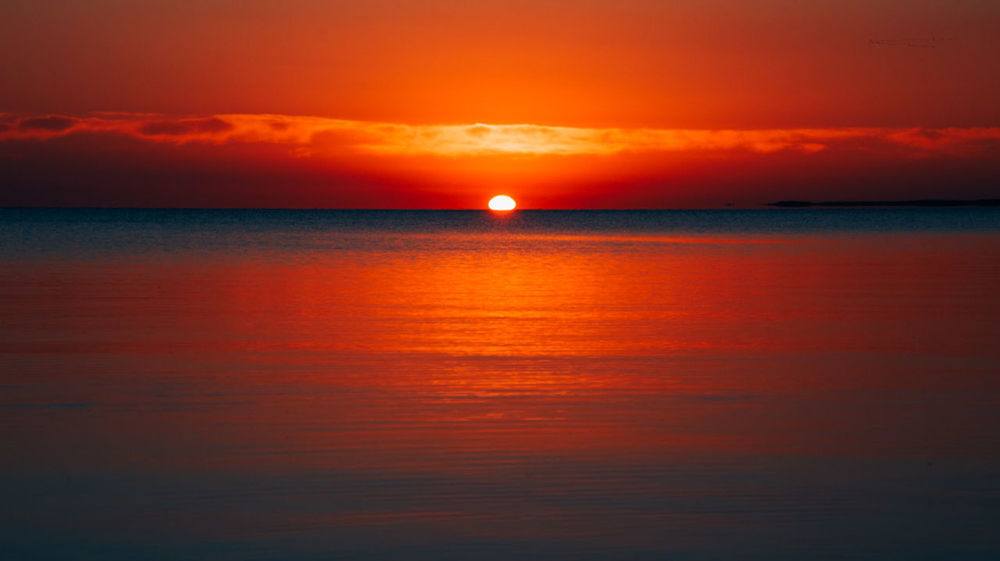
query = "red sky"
xmin=2 ymin=0 xmax=999 ymax=208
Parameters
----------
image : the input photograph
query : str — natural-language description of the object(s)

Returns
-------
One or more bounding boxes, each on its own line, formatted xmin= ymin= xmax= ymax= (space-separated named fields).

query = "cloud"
xmin=139 ymin=117 xmax=233 ymax=136
xmin=886 ymin=127 xmax=1000 ymax=152
xmin=1 ymin=112 xmax=998 ymax=160
xmin=18 ymin=115 xmax=77 ymax=132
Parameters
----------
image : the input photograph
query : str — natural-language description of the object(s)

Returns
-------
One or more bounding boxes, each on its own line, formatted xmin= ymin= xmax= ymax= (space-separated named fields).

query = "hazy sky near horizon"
xmin=2 ymin=0 xmax=999 ymax=208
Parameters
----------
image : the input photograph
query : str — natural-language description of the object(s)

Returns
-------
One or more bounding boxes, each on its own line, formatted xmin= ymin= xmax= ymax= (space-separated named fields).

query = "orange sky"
xmin=2 ymin=0 xmax=999 ymax=207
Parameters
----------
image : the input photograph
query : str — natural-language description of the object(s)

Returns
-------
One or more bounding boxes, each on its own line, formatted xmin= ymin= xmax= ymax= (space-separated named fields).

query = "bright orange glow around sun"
xmin=488 ymin=195 xmax=517 ymax=211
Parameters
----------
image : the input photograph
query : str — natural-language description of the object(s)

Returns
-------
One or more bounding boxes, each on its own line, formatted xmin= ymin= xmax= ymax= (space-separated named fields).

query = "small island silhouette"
xmin=766 ymin=199 xmax=1000 ymax=208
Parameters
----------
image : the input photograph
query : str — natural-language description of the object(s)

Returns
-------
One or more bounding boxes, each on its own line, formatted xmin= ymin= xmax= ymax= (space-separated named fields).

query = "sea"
xmin=1 ymin=208 xmax=999 ymax=560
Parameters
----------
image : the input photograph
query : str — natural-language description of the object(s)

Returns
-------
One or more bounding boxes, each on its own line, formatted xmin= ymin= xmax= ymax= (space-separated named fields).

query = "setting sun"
xmin=488 ymin=195 xmax=516 ymax=211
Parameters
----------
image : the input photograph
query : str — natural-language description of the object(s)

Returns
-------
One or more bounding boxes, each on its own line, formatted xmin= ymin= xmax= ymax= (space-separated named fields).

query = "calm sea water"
xmin=2 ymin=208 xmax=999 ymax=560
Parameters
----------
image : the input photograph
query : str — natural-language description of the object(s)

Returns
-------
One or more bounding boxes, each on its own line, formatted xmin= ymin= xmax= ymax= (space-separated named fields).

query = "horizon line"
xmin=4 ymin=202 xmax=999 ymax=212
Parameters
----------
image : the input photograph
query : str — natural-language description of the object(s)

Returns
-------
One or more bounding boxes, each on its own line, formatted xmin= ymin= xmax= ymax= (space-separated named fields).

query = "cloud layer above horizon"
xmin=2 ymin=112 xmax=999 ymax=208
xmin=3 ymin=112 xmax=1000 ymax=158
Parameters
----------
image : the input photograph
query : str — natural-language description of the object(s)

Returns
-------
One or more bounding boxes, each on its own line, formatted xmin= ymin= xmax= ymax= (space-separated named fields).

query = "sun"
xmin=488 ymin=195 xmax=516 ymax=211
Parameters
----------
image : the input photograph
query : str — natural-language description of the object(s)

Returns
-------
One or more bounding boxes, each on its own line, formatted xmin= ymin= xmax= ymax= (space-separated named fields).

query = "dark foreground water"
xmin=2 ymin=209 xmax=999 ymax=560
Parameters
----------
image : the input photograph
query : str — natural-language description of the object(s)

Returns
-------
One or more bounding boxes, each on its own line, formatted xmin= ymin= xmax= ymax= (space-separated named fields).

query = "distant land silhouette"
xmin=766 ymin=199 xmax=1000 ymax=208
